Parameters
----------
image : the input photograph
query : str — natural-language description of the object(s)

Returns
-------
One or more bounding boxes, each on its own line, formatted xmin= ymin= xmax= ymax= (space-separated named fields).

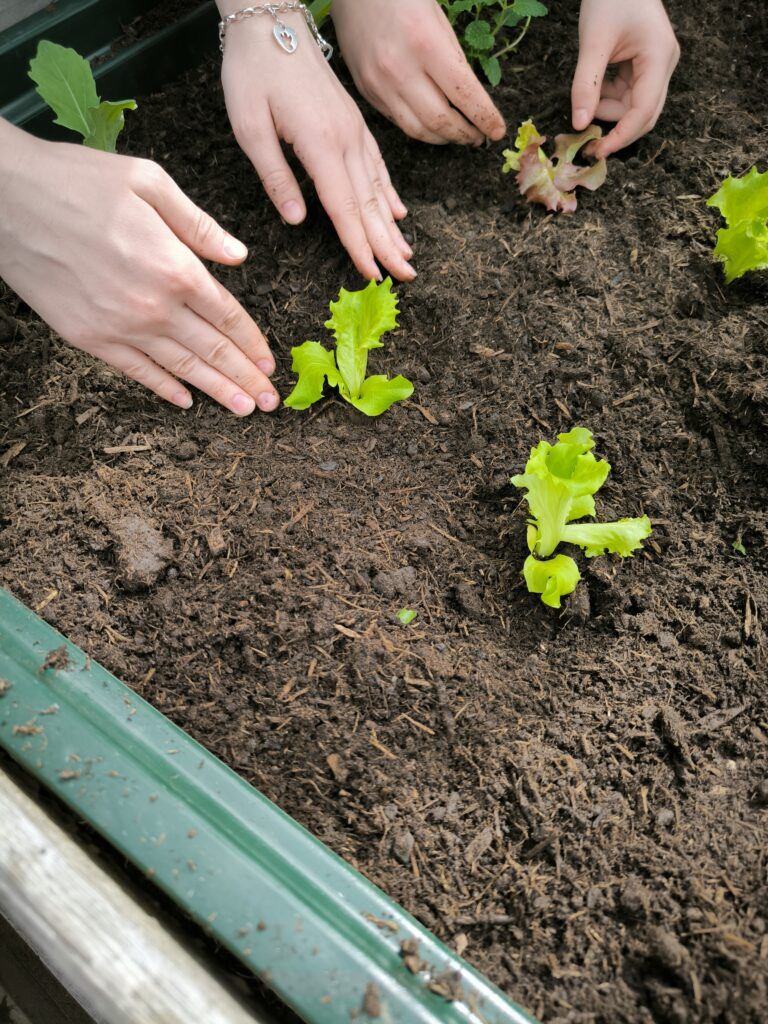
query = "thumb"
xmin=571 ymin=43 xmax=608 ymax=131
xmin=137 ymin=161 xmax=248 ymax=265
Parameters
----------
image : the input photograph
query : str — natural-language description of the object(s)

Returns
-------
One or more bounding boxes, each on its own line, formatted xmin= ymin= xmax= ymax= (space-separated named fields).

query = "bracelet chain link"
xmin=219 ymin=3 xmax=333 ymax=60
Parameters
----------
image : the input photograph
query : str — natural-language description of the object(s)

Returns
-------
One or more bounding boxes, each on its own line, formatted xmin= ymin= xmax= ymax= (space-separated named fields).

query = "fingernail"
xmin=281 ymin=200 xmax=304 ymax=224
xmin=223 ymin=235 xmax=248 ymax=260
xmin=173 ymin=392 xmax=193 ymax=409
xmin=257 ymin=391 xmax=279 ymax=412
xmin=232 ymin=392 xmax=256 ymax=415
xmin=257 ymin=358 xmax=276 ymax=377
xmin=401 ymin=241 xmax=413 ymax=259
xmin=574 ymin=108 xmax=589 ymax=128
xmin=403 ymin=262 xmax=416 ymax=279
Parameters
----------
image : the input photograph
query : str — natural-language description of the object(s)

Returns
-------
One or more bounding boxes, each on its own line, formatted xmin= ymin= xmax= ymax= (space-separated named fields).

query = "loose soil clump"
xmin=1 ymin=2 xmax=766 ymax=1021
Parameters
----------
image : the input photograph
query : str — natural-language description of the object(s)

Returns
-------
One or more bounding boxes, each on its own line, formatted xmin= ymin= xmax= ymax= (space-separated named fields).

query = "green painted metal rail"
xmin=0 ymin=587 xmax=538 ymax=1024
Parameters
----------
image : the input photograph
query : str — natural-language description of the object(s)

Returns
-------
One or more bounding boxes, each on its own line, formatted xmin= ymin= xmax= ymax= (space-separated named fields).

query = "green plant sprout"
xmin=707 ymin=167 xmax=768 ymax=283
xmin=396 ymin=608 xmax=418 ymax=625
xmin=511 ymin=427 xmax=652 ymax=608
xmin=28 ymin=40 xmax=136 ymax=152
xmin=284 ymin=278 xmax=413 ymax=416
xmin=438 ymin=0 xmax=548 ymax=86
xmin=503 ymin=119 xmax=607 ymax=213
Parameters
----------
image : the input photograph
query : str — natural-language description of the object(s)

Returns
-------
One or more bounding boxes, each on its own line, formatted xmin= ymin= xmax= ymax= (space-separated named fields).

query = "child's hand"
xmin=219 ymin=8 xmax=414 ymax=282
xmin=331 ymin=0 xmax=506 ymax=146
xmin=0 ymin=123 xmax=279 ymax=416
xmin=572 ymin=0 xmax=680 ymax=159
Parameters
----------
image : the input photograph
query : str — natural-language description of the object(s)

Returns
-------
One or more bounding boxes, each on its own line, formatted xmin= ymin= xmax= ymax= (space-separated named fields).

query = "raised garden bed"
xmin=1 ymin=0 xmax=766 ymax=1021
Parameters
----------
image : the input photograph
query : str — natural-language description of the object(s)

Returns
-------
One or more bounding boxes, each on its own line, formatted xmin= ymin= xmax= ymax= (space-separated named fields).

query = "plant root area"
xmin=1 ymin=2 xmax=766 ymax=1021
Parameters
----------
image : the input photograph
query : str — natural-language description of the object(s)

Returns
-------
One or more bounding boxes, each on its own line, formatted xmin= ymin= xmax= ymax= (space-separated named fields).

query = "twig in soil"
xmin=368 ymin=726 xmax=397 ymax=761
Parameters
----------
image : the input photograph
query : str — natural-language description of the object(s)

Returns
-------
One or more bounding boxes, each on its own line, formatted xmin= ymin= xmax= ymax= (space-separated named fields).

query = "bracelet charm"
xmin=273 ymin=20 xmax=298 ymax=53
xmin=219 ymin=3 xmax=333 ymax=60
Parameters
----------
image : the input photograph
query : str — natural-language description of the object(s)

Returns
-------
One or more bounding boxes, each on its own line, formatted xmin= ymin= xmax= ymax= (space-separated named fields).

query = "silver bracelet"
xmin=219 ymin=3 xmax=333 ymax=60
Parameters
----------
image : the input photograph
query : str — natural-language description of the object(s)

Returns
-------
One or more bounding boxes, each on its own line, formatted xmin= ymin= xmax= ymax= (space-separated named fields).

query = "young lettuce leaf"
xmin=285 ymin=278 xmax=413 ymax=416
xmin=503 ymin=118 xmax=606 ymax=213
xmin=28 ymin=40 xmax=136 ymax=153
xmin=512 ymin=427 xmax=652 ymax=607
xmin=707 ymin=166 xmax=768 ymax=283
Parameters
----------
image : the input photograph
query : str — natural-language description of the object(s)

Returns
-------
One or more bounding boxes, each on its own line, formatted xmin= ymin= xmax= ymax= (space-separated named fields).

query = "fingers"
xmin=390 ymin=75 xmax=486 ymax=146
xmin=102 ymin=330 xmax=279 ymax=416
xmin=300 ymin=144 xmax=415 ymax=282
xmin=366 ymin=136 xmax=408 ymax=221
xmin=174 ymin=307 xmax=277 ymax=403
xmin=427 ymin=42 xmax=506 ymax=141
xmin=186 ymin=270 xmax=276 ymax=374
xmin=144 ymin=335 xmax=279 ymax=415
xmin=590 ymin=59 xmax=670 ymax=158
xmin=98 ymin=342 xmax=194 ymax=410
xmin=135 ymin=161 xmax=250 ymax=265
xmin=232 ymin=110 xmax=308 ymax=225
xmin=359 ymin=148 xmax=413 ymax=262
xmin=571 ymin=41 xmax=609 ymax=131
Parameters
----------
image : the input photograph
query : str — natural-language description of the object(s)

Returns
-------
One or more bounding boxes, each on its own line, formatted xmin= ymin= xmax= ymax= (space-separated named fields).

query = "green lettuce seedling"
xmin=28 ymin=40 xmax=136 ymax=152
xmin=503 ymin=118 xmax=607 ymax=213
xmin=438 ymin=1 xmax=548 ymax=86
xmin=284 ymin=278 xmax=413 ymax=416
xmin=707 ymin=167 xmax=768 ymax=283
xmin=511 ymin=427 xmax=652 ymax=608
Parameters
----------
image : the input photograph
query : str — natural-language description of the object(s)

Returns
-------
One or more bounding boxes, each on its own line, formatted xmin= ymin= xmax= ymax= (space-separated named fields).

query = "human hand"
xmin=572 ymin=0 xmax=680 ymax=159
xmin=331 ymin=0 xmax=506 ymax=146
xmin=218 ymin=5 xmax=414 ymax=282
xmin=0 ymin=121 xmax=279 ymax=415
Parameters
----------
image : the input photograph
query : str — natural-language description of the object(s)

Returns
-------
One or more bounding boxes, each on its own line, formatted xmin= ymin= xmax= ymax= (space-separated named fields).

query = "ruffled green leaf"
xmin=286 ymin=279 xmax=412 ymax=416
xmin=502 ymin=118 xmax=545 ymax=173
xmin=283 ymin=341 xmax=339 ymax=410
xmin=344 ymin=374 xmax=414 ymax=417
xmin=511 ymin=427 xmax=610 ymax=556
xmin=707 ymin=167 xmax=768 ymax=283
xmin=325 ymin=278 xmax=399 ymax=399
xmin=512 ymin=427 xmax=652 ymax=608
xmin=523 ymin=554 xmax=581 ymax=608
xmin=561 ymin=516 xmax=653 ymax=558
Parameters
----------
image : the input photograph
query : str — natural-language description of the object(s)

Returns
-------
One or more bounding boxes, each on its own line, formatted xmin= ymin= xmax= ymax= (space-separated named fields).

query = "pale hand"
xmin=219 ymin=7 xmax=414 ymax=282
xmin=572 ymin=0 xmax=680 ymax=158
xmin=331 ymin=0 xmax=506 ymax=146
xmin=0 ymin=122 xmax=279 ymax=415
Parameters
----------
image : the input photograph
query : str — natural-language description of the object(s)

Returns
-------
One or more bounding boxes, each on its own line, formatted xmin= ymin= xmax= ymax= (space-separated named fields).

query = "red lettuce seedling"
xmin=502 ymin=119 xmax=607 ymax=213
xmin=28 ymin=40 xmax=136 ymax=153
xmin=511 ymin=427 xmax=652 ymax=608
xmin=707 ymin=167 xmax=768 ymax=283
xmin=284 ymin=278 xmax=413 ymax=416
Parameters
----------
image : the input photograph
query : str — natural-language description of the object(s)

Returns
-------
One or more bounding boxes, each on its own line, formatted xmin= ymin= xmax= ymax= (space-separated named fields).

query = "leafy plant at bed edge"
xmin=503 ymin=118 xmax=607 ymax=213
xmin=511 ymin=427 xmax=652 ymax=608
xmin=707 ymin=166 xmax=768 ymax=283
xmin=438 ymin=0 xmax=548 ymax=86
xmin=28 ymin=40 xmax=136 ymax=152
xmin=284 ymin=278 xmax=413 ymax=416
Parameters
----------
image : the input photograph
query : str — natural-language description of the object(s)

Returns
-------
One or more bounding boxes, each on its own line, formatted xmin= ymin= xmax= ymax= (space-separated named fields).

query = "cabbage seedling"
xmin=284 ymin=278 xmax=413 ymax=416
xmin=511 ymin=427 xmax=652 ymax=608
xmin=503 ymin=119 xmax=606 ymax=213
xmin=707 ymin=167 xmax=768 ymax=283
xmin=28 ymin=40 xmax=136 ymax=152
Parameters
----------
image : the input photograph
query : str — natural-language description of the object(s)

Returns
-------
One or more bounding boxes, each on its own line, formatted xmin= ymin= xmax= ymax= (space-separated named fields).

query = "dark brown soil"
xmin=1 ymin=2 xmax=767 ymax=1021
